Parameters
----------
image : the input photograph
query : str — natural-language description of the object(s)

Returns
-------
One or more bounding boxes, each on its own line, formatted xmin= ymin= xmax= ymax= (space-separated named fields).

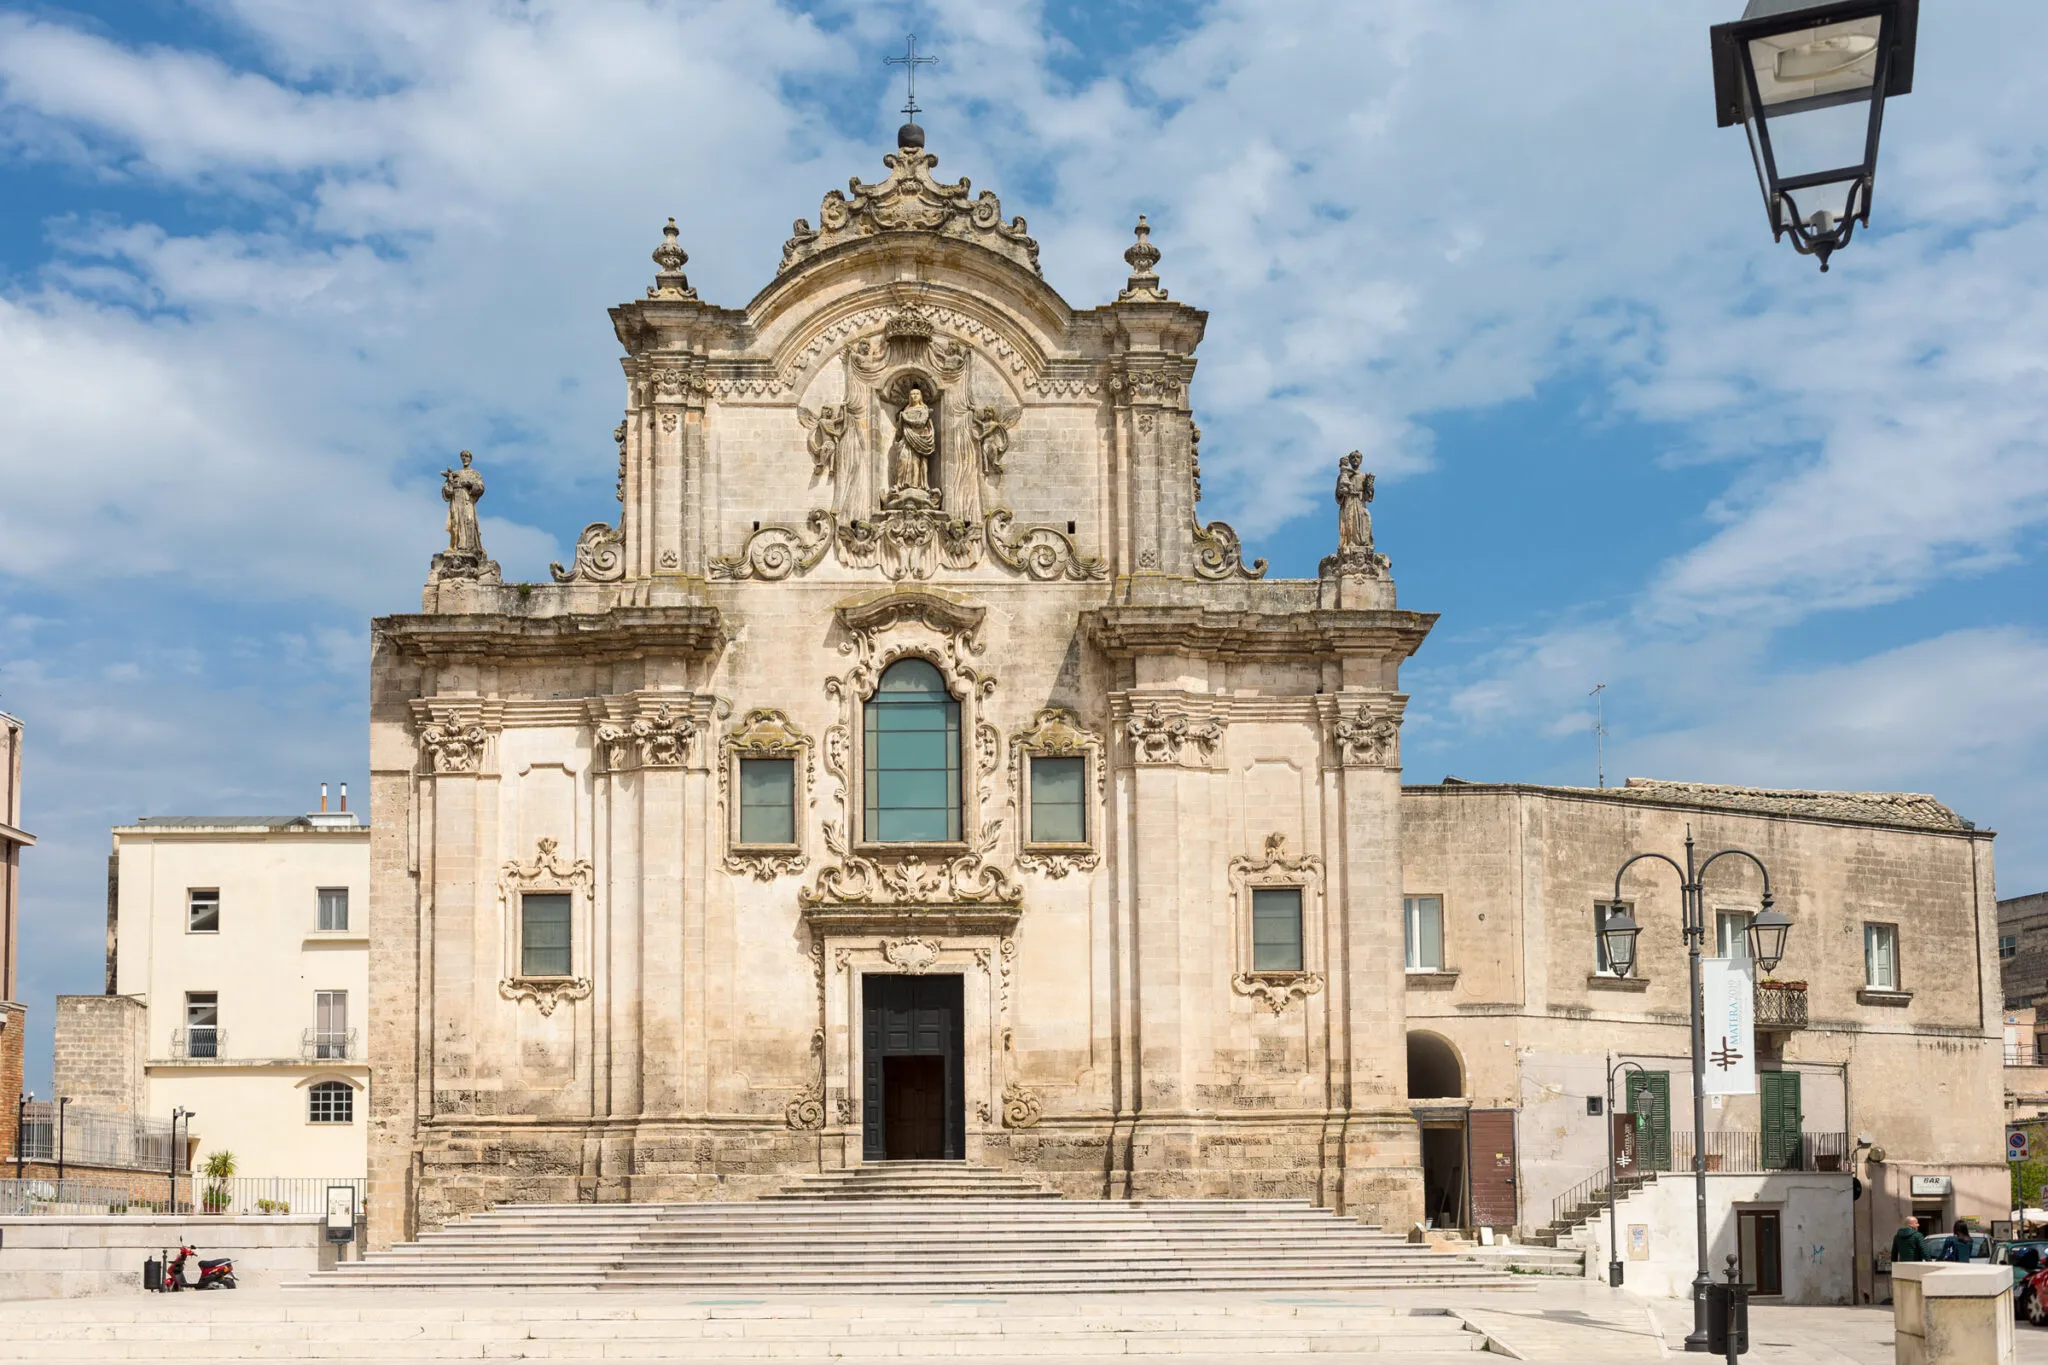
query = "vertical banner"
xmin=1701 ymin=956 xmax=1757 ymax=1096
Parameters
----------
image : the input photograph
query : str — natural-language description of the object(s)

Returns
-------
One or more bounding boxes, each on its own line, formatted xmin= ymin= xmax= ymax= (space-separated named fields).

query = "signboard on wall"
xmin=1910 ymin=1175 xmax=1953 ymax=1197
xmin=1700 ymin=957 xmax=1757 ymax=1096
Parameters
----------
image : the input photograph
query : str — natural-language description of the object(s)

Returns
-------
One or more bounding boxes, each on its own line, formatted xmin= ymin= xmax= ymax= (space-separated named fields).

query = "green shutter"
xmin=1629 ymin=1072 xmax=1672 ymax=1171
xmin=1761 ymin=1071 xmax=1803 ymax=1170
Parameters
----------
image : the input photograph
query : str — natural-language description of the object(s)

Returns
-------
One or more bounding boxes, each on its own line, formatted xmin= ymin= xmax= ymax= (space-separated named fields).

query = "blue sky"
xmin=3 ymin=1 xmax=2045 ymax=1094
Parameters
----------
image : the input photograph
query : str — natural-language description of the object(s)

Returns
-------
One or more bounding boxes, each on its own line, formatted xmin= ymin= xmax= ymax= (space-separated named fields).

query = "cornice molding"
xmin=376 ymin=607 xmax=724 ymax=664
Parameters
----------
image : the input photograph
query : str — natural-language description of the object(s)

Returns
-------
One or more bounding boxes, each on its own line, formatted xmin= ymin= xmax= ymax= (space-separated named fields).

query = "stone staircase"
xmin=291 ymin=1164 xmax=1517 ymax=1295
xmin=0 ymin=1294 xmax=1508 ymax=1361
xmin=1524 ymin=1171 xmax=1659 ymax=1248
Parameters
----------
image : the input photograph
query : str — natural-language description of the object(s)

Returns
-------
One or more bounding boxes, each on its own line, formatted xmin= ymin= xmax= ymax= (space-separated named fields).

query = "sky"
xmin=2 ymin=0 xmax=2045 ymax=1095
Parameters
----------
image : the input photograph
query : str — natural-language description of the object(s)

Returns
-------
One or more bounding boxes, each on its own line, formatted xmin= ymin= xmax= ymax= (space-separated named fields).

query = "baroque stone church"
xmin=367 ymin=121 xmax=1434 ymax=1246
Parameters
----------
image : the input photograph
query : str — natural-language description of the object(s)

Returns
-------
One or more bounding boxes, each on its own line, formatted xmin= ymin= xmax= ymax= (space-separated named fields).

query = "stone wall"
xmin=2000 ymin=890 xmax=2048 ymax=1009
xmin=51 ymin=995 xmax=146 ymax=1115
xmin=0 ymin=1001 xmax=22 ymax=1162
xmin=0 ymin=1214 xmax=336 ymax=1298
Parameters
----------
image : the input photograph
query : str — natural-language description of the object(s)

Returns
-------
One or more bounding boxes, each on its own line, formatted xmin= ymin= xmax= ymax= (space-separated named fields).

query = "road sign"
xmin=2011 ymin=1129 xmax=2031 ymax=1162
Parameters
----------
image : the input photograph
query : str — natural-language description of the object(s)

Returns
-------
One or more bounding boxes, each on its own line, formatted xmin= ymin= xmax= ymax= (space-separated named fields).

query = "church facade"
xmin=367 ymin=126 xmax=1430 ymax=1246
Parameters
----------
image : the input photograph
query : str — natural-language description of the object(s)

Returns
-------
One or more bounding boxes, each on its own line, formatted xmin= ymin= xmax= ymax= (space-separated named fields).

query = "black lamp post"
xmin=13 ymin=1091 xmax=28 ymax=1180
xmin=168 ymin=1106 xmax=195 ymax=1213
xmin=1602 ymin=828 xmax=1786 ymax=1352
xmin=1710 ymin=0 xmax=1919 ymax=271
xmin=54 ymin=1097 xmax=70 ymax=1185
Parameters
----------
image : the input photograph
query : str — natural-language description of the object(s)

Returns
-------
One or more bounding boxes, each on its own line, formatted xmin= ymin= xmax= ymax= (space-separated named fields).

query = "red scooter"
xmin=164 ymin=1244 xmax=237 ymax=1290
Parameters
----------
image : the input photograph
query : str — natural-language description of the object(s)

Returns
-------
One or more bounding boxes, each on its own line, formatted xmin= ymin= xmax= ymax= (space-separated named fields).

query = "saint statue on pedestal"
xmin=890 ymin=387 xmax=937 ymax=494
xmin=443 ymin=450 xmax=487 ymax=555
xmin=1335 ymin=450 xmax=1374 ymax=554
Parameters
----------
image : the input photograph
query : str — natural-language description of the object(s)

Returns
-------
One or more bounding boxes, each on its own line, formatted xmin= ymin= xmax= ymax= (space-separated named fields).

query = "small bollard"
xmin=1705 ymin=1254 xmax=1750 ymax=1361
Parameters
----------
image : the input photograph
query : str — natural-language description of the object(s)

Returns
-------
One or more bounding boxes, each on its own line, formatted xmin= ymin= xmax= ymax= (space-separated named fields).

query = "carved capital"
xmin=415 ymin=704 xmax=498 ymax=774
xmin=1332 ymin=706 xmax=1401 ymax=768
xmin=1123 ymin=701 xmax=1223 ymax=766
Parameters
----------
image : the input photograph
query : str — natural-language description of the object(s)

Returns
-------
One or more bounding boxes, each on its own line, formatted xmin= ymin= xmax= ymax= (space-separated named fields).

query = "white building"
xmin=55 ymin=788 xmax=370 ymax=1181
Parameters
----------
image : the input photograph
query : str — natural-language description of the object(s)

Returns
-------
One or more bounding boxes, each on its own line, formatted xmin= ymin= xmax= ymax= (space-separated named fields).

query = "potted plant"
xmin=200 ymin=1149 xmax=236 ymax=1214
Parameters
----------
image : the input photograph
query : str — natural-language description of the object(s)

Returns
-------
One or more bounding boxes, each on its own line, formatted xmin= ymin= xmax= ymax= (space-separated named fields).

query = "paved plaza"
xmin=4 ymin=1280 xmax=2048 ymax=1363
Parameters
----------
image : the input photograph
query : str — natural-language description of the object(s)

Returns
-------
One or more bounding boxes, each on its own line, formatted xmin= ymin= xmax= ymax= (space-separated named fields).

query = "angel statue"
xmin=797 ymin=403 xmax=851 ymax=478
xmin=443 ymin=450 xmax=487 ymax=556
xmin=1335 ymin=449 xmax=1375 ymax=554
xmin=890 ymin=386 xmax=937 ymax=492
xmin=969 ymin=402 xmax=1020 ymax=476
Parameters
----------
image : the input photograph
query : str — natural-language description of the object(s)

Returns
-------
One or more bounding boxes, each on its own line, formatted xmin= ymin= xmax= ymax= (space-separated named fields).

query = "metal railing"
xmin=2007 ymin=1044 xmax=2048 ymax=1067
xmin=0 ymin=1175 xmax=365 ymax=1217
xmin=169 ymin=1027 xmax=226 ymax=1059
xmin=1550 ymin=1166 xmax=1653 ymax=1226
xmin=11 ymin=1104 xmax=178 ymax=1171
xmin=1664 ymin=1129 xmax=1849 ymax=1173
xmin=1756 ymin=981 xmax=1809 ymax=1031
xmin=301 ymin=1028 xmax=358 ymax=1060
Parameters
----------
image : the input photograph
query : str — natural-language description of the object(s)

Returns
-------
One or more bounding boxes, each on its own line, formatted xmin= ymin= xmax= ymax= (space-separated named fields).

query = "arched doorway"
xmin=1408 ymin=1031 xmax=1467 ymax=1229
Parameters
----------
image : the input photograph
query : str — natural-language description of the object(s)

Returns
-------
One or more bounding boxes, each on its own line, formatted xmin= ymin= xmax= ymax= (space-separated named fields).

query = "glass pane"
xmin=318 ymin=888 xmax=349 ymax=932
xmin=873 ymin=807 xmax=953 ymax=843
xmin=739 ymin=758 xmax=796 ymax=844
xmin=523 ymin=893 xmax=573 ymax=977
xmin=864 ymin=664 xmax=962 ymax=843
xmin=1030 ymin=757 xmax=1086 ymax=843
xmin=1718 ymin=912 xmax=1751 ymax=959
xmin=1746 ymin=18 xmax=1882 ymax=112
xmin=189 ymin=892 xmax=219 ymax=932
xmin=1417 ymin=897 xmax=1443 ymax=970
xmin=186 ymin=994 xmax=218 ymax=1027
xmin=876 ymin=658 xmax=948 ymax=696
xmin=1252 ymin=888 xmax=1303 ymax=973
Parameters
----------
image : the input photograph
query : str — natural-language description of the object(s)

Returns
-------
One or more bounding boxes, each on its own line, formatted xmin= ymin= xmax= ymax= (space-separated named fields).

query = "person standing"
xmin=1891 ymin=1216 xmax=1927 ymax=1266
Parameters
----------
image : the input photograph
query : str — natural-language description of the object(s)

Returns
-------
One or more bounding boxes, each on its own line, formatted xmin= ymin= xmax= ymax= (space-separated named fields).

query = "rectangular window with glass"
xmin=738 ymin=757 xmax=798 ymax=846
xmin=314 ymin=991 xmax=348 ymax=1059
xmin=521 ymin=892 xmax=573 ymax=978
xmin=188 ymin=889 xmax=220 ymax=933
xmin=1404 ymin=895 xmax=1444 ymax=971
xmin=1028 ymin=755 xmax=1087 ymax=844
xmin=308 ymin=1081 xmax=353 ymax=1124
xmin=1251 ymin=887 xmax=1304 ymax=973
xmin=317 ymin=887 xmax=349 ymax=932
xmin=185 ymin=992 xmax=219 ymax=1058
xmin=2001 ymin=934 xmax=2019 ymax=960
xmin=1864 ymin=923 xmax=1899 ymax=990
xmin=1716 ymin=910 xmax=1752 ymax=960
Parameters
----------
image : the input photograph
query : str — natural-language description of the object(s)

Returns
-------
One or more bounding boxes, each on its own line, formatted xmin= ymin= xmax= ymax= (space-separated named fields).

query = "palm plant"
xmin=200 ymin=1149 xmax=236 ymax=1214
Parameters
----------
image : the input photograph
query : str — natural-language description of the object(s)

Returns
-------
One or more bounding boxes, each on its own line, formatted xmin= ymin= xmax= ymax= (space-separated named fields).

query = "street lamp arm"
xmin=1611 ymin=851 xmax=1686 ymax=906
xmin=1696 ymin=846 xmax=1773 ymax=900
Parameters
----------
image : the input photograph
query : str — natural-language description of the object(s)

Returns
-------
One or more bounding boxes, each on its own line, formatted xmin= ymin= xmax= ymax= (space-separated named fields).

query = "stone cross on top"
xmin=886 ymin=34 xmax=938 ymax=123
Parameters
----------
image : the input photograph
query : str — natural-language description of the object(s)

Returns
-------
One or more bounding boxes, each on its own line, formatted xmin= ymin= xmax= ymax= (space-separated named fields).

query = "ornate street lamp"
xmin=1711 ymin=0 xmax=1919 ymax=271
xmin=1601 ymin=904 xmax=1643 ymax=980
xmin=1746 ymin=899 xmax=1792 ymax=973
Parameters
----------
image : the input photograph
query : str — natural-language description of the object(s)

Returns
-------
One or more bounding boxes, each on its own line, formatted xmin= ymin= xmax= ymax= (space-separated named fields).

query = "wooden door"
xmin=1466 ymin=1109 xmax=1518 ymax=1231
xmin=1739 ymin=1209 xmax=1783 ymax=1295
xmin=861 ymin=974 xmax=965 ymax=1161
xmin=1629 ymin=1072 xmax=1672 ymax=1171
xmin=1761 ymin=1071 xmax=1803 ymax=1170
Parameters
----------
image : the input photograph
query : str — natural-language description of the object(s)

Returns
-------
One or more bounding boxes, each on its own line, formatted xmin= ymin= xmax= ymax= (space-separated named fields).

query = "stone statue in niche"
xmin=1335 ymin=450 xmax=1374 ymax=554
xmin=430 ymin=449 xmax=501 ymax=583
xmin=798 ymin=403 xmax=851 ymax=478
xmin=886 ymin=385 xmax=940 ymax=508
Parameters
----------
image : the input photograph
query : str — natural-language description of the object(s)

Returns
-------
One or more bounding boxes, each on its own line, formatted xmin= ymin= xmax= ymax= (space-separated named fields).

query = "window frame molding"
xmin=497 ymin=837 xmax=594 ymax=1016
xmin=315 ymin=886 xmax=351 ymax=934
xmin=187 ymin=888 xmax=221 ymax=935
xmin=1862 ymin=920 xmax=1908 ymax=1003
xmin=1012 ymin=707 xmax=1102 ymax=879
xmin=720 ymin=708 xmax=813 ymax=881
xmin=1228 ymin=833 xmax=1325 ymax=1014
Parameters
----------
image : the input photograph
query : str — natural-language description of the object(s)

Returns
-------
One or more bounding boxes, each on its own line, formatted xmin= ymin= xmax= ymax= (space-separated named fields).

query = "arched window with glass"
xmin=863 ymin=658 xmax=961 ymax=843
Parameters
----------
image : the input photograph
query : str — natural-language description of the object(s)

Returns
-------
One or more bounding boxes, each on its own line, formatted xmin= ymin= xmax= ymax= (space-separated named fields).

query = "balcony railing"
xmin=2007 ymin=1044 xmax=2048 ymax=1067
xmin=11 ymin=1104 xmax=179 ymax=1171
xmin=301 ymin=1028 xmax=358 ymax=1061
xmin=1756 ymin=980 xmax=1808 ymax=1031
xmin=1661 ymin=1129 xmax=1849 ymax=1173
xmin=0 ymin=1175 xmax=366 ymax=1218
xmin=169 ymin=1027 xmax=226 ymax=1059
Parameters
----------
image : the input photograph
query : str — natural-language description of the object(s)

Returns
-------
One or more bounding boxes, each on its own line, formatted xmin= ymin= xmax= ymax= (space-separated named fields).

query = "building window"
xmin=2001 ymin=934 xmax=2019 ymax=960
xmin=520 ymin=892 xmax=573 ymax=978
xmin=1865 ymin=923 xmax=1900 ymax=991
xmin=314 ymin=991 xmax=348 ymax=1059
xmin=188 ymin=889 xmax=220 ymax=933
xmin=1716 ymin=910 xmax=1752 ymax=960
xmin=1251 ymin=887 xmax=1305 ymax=973
xmin=1404 ymin=895 xmax=1444 ymax=971
xmin=737 ymin=757 xmax=797 ymax=846
xmin=185 ymin=992 xmax=219 ymax=1058
xmin=1027 ymin=755 xmax=1086 ymax=844
xmin=862 ymin=658 xmax=961 ymax=843
xmin=308 ymin=1081 xmax=353 ymax=1124
xmin=317 ymin=887 xmax=349 ymax=932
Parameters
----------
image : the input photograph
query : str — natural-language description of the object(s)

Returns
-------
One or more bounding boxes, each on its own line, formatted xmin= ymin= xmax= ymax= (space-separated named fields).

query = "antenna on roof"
xmin=1590 ymin=683 xmax=1608 ymax=790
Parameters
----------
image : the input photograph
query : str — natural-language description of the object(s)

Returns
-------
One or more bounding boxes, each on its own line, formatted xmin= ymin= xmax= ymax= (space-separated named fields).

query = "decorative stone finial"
xmin=1118 ymin=215 xmax=1167 ymax=302
xmin=647 ymin=217 xmax=698 ymax=300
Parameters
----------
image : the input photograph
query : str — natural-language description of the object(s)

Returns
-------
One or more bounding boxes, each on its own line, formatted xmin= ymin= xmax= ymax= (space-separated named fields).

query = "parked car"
xmin=2026 ymin=1266 xmax=2048 ymax=1327
xmin=1922 ymin=1233 xmax=1992 ymax=1263
xmin=1998 ymin=1242 xmax=2048 ymax=1318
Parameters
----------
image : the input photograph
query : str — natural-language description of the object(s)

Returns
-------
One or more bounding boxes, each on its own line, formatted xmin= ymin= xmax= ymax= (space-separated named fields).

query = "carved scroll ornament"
xmin=711 ymin=508 xmax=1105 ymax=585
xmin=1124 ymin=701 xmax=1223 ymax=766
xmin=1333 ymin=706 xmax=1400 ymax=767
xmin=596 ymin=703 xmax=697 ymax=771
xmin=420 ymin=720 xmax=490 ymax=774
xmin=779 ymin=142 xmax=1040 ymax=276
xmin=549 ymin=521 xmax=625 ymax=583
xmin=1192 ymin=516 xmax=1268 ymax=581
